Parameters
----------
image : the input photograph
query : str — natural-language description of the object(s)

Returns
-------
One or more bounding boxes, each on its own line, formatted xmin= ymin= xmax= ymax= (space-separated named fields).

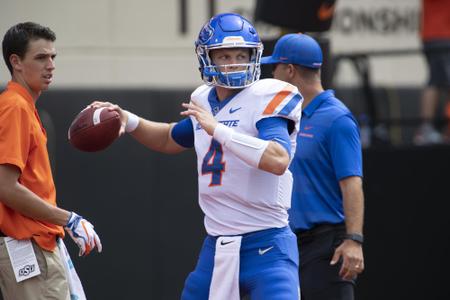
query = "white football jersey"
xmin=190 ymin=78 xmax=303 ymax=236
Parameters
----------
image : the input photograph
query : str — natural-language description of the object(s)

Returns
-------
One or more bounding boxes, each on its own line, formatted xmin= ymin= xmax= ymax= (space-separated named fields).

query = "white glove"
xmin=64 ymin=212 xmax=102 ymax=256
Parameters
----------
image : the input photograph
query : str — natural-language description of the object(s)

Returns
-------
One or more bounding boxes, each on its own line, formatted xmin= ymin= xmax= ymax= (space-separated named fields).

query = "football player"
xmin=92 ymin=13 xmax=303 ymax=300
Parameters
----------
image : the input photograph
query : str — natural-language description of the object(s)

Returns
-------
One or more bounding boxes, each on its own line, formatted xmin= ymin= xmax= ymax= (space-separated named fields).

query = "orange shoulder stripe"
xmin=263 ymin=84 xmax=295 ymax=115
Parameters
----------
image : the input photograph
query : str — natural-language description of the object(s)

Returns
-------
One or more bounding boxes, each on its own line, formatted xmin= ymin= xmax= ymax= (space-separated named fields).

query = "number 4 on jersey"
xmin=201 ymin=139 xmax=225 ymax=186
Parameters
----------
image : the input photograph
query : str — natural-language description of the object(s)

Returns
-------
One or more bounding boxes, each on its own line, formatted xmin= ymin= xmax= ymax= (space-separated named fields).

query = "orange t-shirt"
xmin=0 ymin=81 xmax=64 ymax=251
xmin=421 ymin=0 xmax=450 ymax=41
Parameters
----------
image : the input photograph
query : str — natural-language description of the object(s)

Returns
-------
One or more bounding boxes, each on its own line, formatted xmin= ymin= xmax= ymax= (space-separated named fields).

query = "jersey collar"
xmin=302 ymin=89 xmax=335 ymax=118
xmin=208 ymin=88 xmax=238 ymax=116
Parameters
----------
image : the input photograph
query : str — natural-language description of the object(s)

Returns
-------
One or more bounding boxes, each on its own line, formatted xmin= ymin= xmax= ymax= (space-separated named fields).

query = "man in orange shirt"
xmin=414 ymin=0 xmax=450 ymax=145
xmin=0 ymin=22 xmax=102 ymax=300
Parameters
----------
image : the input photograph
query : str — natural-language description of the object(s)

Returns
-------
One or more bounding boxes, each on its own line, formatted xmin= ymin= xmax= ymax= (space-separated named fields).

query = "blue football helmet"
xmin=195 ymin=13 xmax=263 ymax=89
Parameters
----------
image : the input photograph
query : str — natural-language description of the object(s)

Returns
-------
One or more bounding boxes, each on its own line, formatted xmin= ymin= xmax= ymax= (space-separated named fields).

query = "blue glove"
xmin=64 ymin=212 xmax=102 ymax=256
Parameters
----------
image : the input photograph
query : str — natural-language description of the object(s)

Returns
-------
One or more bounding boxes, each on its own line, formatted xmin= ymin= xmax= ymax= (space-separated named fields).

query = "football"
xmin=68 ymin=106 xmax=121 ymax=152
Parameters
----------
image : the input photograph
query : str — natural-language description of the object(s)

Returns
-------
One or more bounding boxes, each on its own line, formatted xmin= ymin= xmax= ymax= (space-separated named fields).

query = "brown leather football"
xmin=68 ymin=106 xmax=121 ymax=152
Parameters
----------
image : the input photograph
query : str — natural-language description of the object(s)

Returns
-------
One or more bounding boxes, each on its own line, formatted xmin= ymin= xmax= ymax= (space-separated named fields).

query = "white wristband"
xmin=213 ymin=123 xmax=269 ymax=168
xmin=125 ymin=111 xmax=139 ymax=133
xmin=213 ymin=123 xmax=233 ymax=146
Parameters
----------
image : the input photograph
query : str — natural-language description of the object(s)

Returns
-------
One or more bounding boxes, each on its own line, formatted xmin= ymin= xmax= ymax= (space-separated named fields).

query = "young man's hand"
xmin=65 ymin=212 xmax=102 ymax=256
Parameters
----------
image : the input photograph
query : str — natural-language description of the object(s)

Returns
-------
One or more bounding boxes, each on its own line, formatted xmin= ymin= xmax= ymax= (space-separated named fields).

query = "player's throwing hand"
xmin=90 ymin=101 xmax=128 ymax=136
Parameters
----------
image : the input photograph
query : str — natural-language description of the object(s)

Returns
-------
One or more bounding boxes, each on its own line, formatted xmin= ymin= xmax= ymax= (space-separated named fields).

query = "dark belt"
xmin=296 ymin=223 xmax=345 ymax=239
xmin=0 ymin=230 xmax=6 ymax=237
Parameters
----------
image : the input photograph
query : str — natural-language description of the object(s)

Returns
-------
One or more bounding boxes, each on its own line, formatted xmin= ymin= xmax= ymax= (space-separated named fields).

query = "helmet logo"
xmin=198 ymin=24 xmax=214 ymax=45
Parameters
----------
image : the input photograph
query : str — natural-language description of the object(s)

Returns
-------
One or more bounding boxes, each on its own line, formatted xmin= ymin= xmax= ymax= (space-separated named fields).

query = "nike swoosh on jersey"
xmin=229 ymin=107 xmax=242 ymax=114
xmin=258 ymin=246 xmax=274 ymax=255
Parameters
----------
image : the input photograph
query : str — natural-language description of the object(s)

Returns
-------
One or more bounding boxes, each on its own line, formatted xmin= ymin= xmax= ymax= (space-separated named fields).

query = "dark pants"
xmin=296 ymin=224 xmax=356 ymax=300
xmin=423 ymin=40 xmax=450 ymax=89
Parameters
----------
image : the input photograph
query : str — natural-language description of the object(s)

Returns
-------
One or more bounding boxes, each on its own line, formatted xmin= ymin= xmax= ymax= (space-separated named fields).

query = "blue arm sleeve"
xmin=256 ymin=117 xmax=291 ymax=157
xmin=171 ymin=118 xmax=194 ymax=148
xmin=329 ymin=115 xmax=363 ymax=180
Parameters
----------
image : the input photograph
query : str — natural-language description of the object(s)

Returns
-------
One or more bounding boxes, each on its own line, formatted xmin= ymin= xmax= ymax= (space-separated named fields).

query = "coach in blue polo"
xmin=261 ymin=33 xmax=365 ymax=300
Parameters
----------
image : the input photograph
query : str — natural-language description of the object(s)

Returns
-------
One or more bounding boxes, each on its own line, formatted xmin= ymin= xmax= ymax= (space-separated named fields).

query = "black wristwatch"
xmin=345 ymin=233 xmax=364 ymax=244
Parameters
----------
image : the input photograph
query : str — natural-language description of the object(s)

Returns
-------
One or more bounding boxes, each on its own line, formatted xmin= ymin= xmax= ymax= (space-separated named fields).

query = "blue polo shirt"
xmin=289 ymin=90 xmax=363 ymax=232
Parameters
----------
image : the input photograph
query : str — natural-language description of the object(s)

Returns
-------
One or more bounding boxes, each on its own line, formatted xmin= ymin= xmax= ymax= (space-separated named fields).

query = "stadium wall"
xmin=0 ymin=0 xmax=424 ymax=88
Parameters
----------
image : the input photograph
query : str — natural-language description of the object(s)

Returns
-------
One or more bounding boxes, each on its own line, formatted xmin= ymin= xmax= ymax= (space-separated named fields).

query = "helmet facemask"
xmin=197 ymin=45 xmax=263 ymax=89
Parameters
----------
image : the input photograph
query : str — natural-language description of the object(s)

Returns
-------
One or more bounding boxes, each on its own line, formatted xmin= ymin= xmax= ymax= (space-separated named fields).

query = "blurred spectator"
xmin=414 ymin=0 xmax=450 ymax=145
